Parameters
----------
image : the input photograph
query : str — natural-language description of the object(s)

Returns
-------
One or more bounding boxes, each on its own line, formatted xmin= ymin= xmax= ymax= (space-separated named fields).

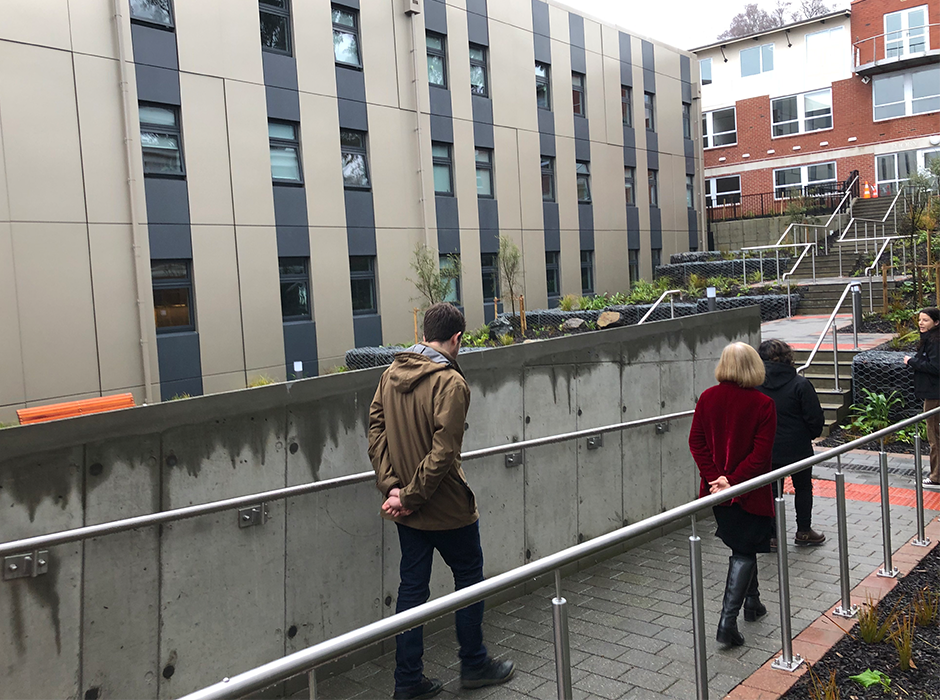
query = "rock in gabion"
xmin=852 ymin=351 xmax=918 ymax=420
xmin=668 ymin=251 xmax=726 ymax=264
xmin=655 ymin=258 xmax=792 ymax=286
xmin=696 ymin=294 xmax=800 ymax=322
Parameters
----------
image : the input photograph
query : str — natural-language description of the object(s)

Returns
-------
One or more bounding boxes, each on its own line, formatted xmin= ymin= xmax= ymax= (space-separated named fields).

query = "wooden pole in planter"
xmin=519 ymin=295 xmax=527 ymax=336
xmin=413 ymin=308 xmax=419 ymax=344
xmin=935 ymin=263 xmax=940 ymax=309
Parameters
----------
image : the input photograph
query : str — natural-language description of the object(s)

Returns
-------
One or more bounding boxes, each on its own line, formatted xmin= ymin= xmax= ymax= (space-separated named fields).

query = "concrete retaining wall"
xmin=711 ymin=215 xmax=827 ymax=251
xmin=0 ymin=308 xmax=760 ymax=699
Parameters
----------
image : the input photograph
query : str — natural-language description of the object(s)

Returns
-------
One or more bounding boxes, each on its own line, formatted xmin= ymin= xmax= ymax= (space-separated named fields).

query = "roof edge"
xmin=691 ymin=8 xmax=851 ymax=53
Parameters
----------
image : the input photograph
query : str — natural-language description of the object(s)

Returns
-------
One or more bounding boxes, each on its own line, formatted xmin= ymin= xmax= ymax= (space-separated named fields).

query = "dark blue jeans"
xmin=394 ymin=521 xmax=488 ymax=691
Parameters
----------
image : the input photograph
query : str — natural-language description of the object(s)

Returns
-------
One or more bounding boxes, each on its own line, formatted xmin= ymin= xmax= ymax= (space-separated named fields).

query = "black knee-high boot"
xmin=717 ymin=555 xmax=755 ymax=647
xmin=743 ymin=562 xmax=767 ymax=622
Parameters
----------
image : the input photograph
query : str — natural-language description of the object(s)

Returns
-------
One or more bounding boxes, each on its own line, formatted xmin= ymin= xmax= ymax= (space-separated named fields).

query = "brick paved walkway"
xmin=315 ymin=454 xmax=939 ymax=700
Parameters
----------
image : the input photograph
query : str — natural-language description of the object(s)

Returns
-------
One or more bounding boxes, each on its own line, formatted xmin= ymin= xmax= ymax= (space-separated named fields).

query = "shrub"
xmin=247 ymin=374 xmax=276 ymax=388
xmin=461 ymin=325 xmax=490 ymax=348
xmin=889 ymin=610 xmax=915 ymax=670
xmin=847 ymin=389 xmax=904 ymax=438
xmin=858 ymin=595 xmax=897 ymax=644
xmin=912 ymin=587 xmax=939 ymax=626
xmin=498 ymin=333 xmax=514 ymax=346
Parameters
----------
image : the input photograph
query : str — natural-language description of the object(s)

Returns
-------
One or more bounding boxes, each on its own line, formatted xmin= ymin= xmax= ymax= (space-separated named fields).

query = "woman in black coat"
xmin=904 ymin=307 xmax=940 ymax=487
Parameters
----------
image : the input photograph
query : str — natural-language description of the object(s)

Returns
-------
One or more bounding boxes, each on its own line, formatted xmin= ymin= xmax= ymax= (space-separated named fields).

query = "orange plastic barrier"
xmin=862 ymin=181 xmax=871 ymax=198
xmin=17 ymin=393 xmax=136 ymax=425
xmin=871 ymin=183 xmax=879 ymax=198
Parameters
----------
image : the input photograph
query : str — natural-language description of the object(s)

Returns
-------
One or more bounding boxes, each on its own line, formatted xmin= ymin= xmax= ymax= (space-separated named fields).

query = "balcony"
xmin=854 ymin=24 xmax=940 ymax=76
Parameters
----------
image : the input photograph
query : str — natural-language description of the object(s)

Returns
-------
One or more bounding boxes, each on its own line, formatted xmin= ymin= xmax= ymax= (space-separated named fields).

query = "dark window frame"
xmin=545 ymin=251 xmax=560 ymax=298
xmin=129 ymin=0 xmax=174 ymax=29
xmin=432 ymin=142 xmax=454 ymax=196
xmin=152 ymin=259 xmax=195 ymax=333
xmin=572 ymin=72 xmax=586 ymax=117
xmin=651 ymin=248 xmax=662 ymax=273
xmin=624 ymin=166 xmax=636 ymax=206
xmin=686 ymin=174 xmax=695 ymax=209
xmin=139 ymin=102 xmax=185 ymax=178
xmin=621 ymin=85 xmax=632 ymax=126
xmin=628 ymin=249 xmax=640 ymax=284
xmin=332 ymin=5 xmax=362 ymax=69
xmin=469 ymin=43 xmax=488 ymax=97
xmin=340 ymin=128 xmax=371 ymax=190
xmin=278 ymin=257 xmax=312 ymax=321
xmin=439 ymin=253 xmax=461 ymax=304
xmin=644 ymin=91 xmax=655 ymax=131
xmin=541 ymin=156 xmax=555 ymax=202
xmin=481 ymin=252 xmax=499 ymax=301
xmin=426 ymin=31 xmax=448 ymax=89
xmin=648 ymin=169 xmax=659 ymax=207
xmin=269 ymin=120 xmax=303 ymax=185
xmin=682 ymin=102 xmax=692 ymax=140
xmin=535 ymin=61 xmax=552 ymax=110
xmin=349 ymin=256 xmax=377 ymax=315
xmin=576 ymin=161 xmax=592 ymax=203
xmin=475 ymin=148 xmax=495 ymax=198
xmin=260 ymin=0 xmax=292 ymax=56
xmin=580 ymin=250 xmax=594 ymax=295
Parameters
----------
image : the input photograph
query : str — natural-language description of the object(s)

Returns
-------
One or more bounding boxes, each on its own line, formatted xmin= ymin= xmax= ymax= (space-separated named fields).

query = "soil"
xmin=817 ymin=425 xmax=929 ymax=455
xmin=779 ymin=546 xmax=940 ymax=700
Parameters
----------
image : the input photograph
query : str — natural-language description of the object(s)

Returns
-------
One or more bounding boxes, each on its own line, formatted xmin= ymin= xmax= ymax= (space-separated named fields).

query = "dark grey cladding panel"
xmin=623 ymin=126 xmax=636 ymax=159
xmin=532 ymin=0 xmax=550 ymax=36
xmin=135 ymin=64 xmax=180 ymax=104
xmin=276 ymin=225 xmax=310 ymax=257
xmin=335 ymin=66 xmax=366 ymax=102
xmin=437 ymin=228 xmax=460 ymax=254
xmin=578 ymin=204 xmax=594 ymax=249
xmin=569 ymin=13 xmax=585 ymax=48
xmin=643 ymin=67 xmax=656 ymax=92
xmin=686 ymin=154 xmax=695 ymax=174
xmin=332 ymin=0 xmax=359 ymax=8
xmin=650 ymin=208 xmax=662 ymax=248
xmin=575 ymin=137 xmax=590 ymax=162
xmin=148 ymin=223 xmax=192 ymax=259
xmin=435 ymin=195 xmax=460 ymax=231
xmin=478 ymin=199 xmax=499 ymax=236
xmin=157 ymin=331 xmax=202 ymax=383
xmin=570 ymin=45 xmax=586 ymax=73
xmin=537 ymin=108 xmax=554 ymax=135
xmin=266 ymin=86 xmax=301 ymax=122
xmin=534 ymin=33 xmax=552 ymax=63
xmin=646 ymin=137 xmax=659 ymax=167
xmin=145 ymin=177 xmax=190 ymax=224
xmin=467 ymin=0 xmax=488 ymax=18
xmin=471 ymin=95 xmax=493 ymax=125
xmin=473 ymin=120 xmax=494 ymax=148
xmin=467 ymin=11 xmax=489 ymax=45
xmin=425 ymin=0 xmax=448 ymax=33
xmin=619 ymin=32 xmax=633 ymax=65
xmin=688 ymin=209 xmax=699 ymax=249
xmin=642 ymin=40 xmax=655 ymax=69
xmin=429 ymin=86 xmax=453 ymax=117
xmin=680 ymin=54 xmax=691 ymax=83
xmin=574 ymin=116 xmax=590 ymax=142
xmin=353 ymin=314 xmax=383 ymax=348
xmin=274 ymin=184 xmax=309 ymax=227
xmin=682 ymin=81 xmax=692 ymax=103
xmin=283 ymin=321 xmax=318 ymax=378
xmin=539 ymin=131 xmax=556 ymax=157
xmin=131 ymin=24 xmax=178 ymax=70
xmin=479 ymin=220 xmax=499 ymax=254
xmin=337 ymin=98 xmax=368 ymax=131
xmin=620 ymin=61 xmax=633 ymax=86
xmin=623 ymin=142 xmax=637 ymax=167
xmin=430 ymin=114 xmax=454 ymax=142
xmin=344 ymin=189 xmax=375 ymax=231
xmin=627 ymin=211 xmax=640 ymax=249
xmin=543 ymin=202 xmax=560 ymax=249
xmin=262 ymin=52 xmax=298 ymax=90
xmin=347 ymin=226 xmax=376 ymax=256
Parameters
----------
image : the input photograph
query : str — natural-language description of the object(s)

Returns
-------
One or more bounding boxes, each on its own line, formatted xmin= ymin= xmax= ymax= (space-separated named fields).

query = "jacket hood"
xmin=386 ymin=344 xmax=456 ymax=394
xmin=762 ymin=360 xmax=797 ymax=390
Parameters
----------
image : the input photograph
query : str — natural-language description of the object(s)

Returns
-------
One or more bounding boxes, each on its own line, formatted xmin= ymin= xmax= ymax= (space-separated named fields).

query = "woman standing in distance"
xmin=904 ymin=307 xmax=940 ymax=488
xmin=689 ymin=342 xmax=777 ymax=648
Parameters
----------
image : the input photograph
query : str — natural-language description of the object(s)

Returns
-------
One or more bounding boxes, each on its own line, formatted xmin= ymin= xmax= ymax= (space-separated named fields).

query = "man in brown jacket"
xmin=369 ymin=303 xmax=513 ymax=700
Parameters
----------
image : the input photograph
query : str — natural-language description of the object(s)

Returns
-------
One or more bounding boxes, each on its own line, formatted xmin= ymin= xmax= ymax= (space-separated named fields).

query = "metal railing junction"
xmin=636 ymin=289 xmax=684 ymax=324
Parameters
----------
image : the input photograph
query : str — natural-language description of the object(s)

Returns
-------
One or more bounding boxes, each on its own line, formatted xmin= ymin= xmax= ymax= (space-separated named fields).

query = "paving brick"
xmin=619 ymin=667 xmax=677 ymax=693
xmin=615 ymin=647 xmax=671 ymax=672
xmin=573 ymin=673 xmax=635 ymax=699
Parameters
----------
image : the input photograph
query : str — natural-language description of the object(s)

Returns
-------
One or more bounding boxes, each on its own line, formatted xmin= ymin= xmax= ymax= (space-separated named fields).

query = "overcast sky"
xmin=563 ymin=0 xmax=850 ymax=50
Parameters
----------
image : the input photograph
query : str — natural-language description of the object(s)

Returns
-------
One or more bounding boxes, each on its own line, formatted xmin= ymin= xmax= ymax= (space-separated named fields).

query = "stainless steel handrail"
xmin=637 ymin=290 xmax=683 ymax=324
xmin=853 ymin=24 xmax=940 ymax=68
xmin=180 ymin=407 xmax=940 ymax=700
xmin=836 ymin=186 xmax=905 ymax=247
xmin=796 ymin=281 xmax=860 ymax=381
xmin=771 ymin=174 xmax=858 ymax=248
xmin=0 ymin=410 xmax=695 ymax=558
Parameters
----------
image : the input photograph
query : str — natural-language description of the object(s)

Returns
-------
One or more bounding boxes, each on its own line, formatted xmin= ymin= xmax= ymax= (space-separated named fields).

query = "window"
xmin=481 ymin=253 xmax=499 ymax=301
xmin=805 ymin=27 xmax=845 ymax=70
xmin=628 ymin=249 xmax=639 ymax=284
xmin=535 ymin=62 xmax=551 ymax=110
xmin=546 ymin=252 xmax=560 ymax=298
xmin=349 ymin=256 xmax=377 ymax=314
xmin=621 ymin=85 xmax=632 ymax=126
xmin=682 ymin=103 xmax=692 ymax=140
xmin=332 ymin=6 xmax=361 ymax=68
xmin=279 ymin=258 xmax=310 ymax=320
xmin=740 ymin=43 xmax=773 ymax=77
xmin=702 ymin=107 xmax=736 ymax=148
xmin=260 ymin=0 xmax=291 ymax=55
xmin=699 ymin=57 xmax=712 ymax=85
xmin=440 ymin=254 xmax=460 ymax=304
xmin=576 ymin=162 xmax=591 ymax=203
xmin=885 ymin=6 xmax=928 ymax=59
xmin=269 ymin=121 xmax=302 ymax=183
xmin=139 ymin=103 xmax=183 ymax=176
xmin=475 ymin=148 xmax=494 ymax=197
xmin=648 ymin=169 xmax=658 ymax=207
xmin=580 ymin=251 xmax=594 ymax=295
xmin=772 ymin=89 xmax=832 ymax=137
xmin=541 ymin=157 xmax=555 ymax=201
xmin=651 ymin=248 xmax=661 ymax=272
xmin=152 ymin=260 xmax=194 ymax=332
xmin=130 ymin=0 xmax=173 ymax=27
xmin=572 ymin=72 xmax=586 ymax=116
xmin=873 ymin=66 xmax=940 ymax=120
xmin=705 ymin=175 xmax=741 ymax=206
xmin=686 ymin=175 xmax=694 ymax=208
xmin=340 ymin=129 xmax=370 ymax=189
xmin=876 ymin=150 xmax=918 ymax=196
xmin=644 ymin=92 xmax=655 ymax=130
xmin=432 ymin=142 xmax=453 ymax=195
xmin=773 ymin=161 xmax=836 ymax=199
xmin=624 ymin=167 xmax=636 ymax=205
xmin=426 ymin=32 xmax=447 ymax=88
xmin=469 ymin=44 xmax=488 ymax=96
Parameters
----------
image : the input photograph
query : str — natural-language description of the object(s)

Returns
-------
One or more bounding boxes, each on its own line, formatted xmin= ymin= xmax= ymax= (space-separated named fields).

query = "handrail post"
xmin=877 ymin=441 xmax=900 ymax=578
xmin=551 ymin=570 xmax=573 ymax=700
xmin=832 ymin=455 xmax=858 ymax=618
xmin=670 ymin=296 xmax=675 ymax=319
xmin=832 ymin=324 xmax=840 ymax=392
xmin=771 ymin=481 xmax=804 ymax=672
xmin=689 ymin=515 xmax=709 ymax=700
xmin=787 ymin=279 xmax=792 ymax=317
xmin=308 ymin=670 xmax=317 ymax=700
xmin=851 ymin=284 xmax=861 ymax=350
xmin=913 ymin=432 xmax=930 ymax=547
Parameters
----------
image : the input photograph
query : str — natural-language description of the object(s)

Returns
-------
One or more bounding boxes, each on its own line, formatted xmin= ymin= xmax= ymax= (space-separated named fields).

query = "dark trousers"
xmin=771 ymin=466 xmax=814 ymax=532
xmin=394 ymin=521 xmax=488 ymax=691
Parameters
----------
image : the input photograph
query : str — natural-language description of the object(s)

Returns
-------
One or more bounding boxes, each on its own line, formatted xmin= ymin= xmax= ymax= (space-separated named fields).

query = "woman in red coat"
xmin=689 ymin=342 xmax=777 ymax=648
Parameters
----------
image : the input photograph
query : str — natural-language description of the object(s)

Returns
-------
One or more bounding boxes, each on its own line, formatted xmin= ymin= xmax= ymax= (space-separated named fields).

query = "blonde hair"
xmin=714 ymin=342 xmax=765 ymax=388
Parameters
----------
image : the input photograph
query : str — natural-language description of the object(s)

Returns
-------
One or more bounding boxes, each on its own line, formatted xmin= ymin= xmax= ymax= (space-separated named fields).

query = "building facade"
xmin=694 ymin=1 xmax=940 ymax=229
xmin=0 ymin=0 xmax=701 ymax=419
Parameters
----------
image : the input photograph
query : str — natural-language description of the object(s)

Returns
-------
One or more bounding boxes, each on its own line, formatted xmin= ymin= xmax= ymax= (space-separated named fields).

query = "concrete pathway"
xmin=760 ymin=313 xmax=890 ymax=352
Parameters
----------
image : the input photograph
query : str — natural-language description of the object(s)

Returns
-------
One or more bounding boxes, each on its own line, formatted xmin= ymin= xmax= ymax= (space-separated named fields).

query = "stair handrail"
xmin=836 ymin=185 xmax=905 ymax=245
xmin=773 ymin=173 xmax=859 ymax=249
xmin=637 ymin=289 xmax=684 ymax=324
xmin=797 ymin=281 xmax=862 ymax=390
xmin=864 ymin=235 xmax=904 ymax=277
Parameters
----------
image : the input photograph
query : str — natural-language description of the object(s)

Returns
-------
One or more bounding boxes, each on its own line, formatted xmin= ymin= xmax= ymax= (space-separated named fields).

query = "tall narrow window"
xmin=621 ymin=85 xmax=633 ymax=126
xmin=535 ymin=62 xmax=551 ymax=110
xmin=475 ymin=148 xmax=494 ymax=197
xmin=279 ymin=258 xmax=311 ymax=320
xmin=269 ymin=121 xmax=302 ymax=183
xmin=682 ymin=103 xmax=692 ymax=140
xmin=469 ymin=44 xmax=488 ymax=96
xmin=686 ymin=175 xmax=694 ymax=208
xmin=260 ymin=0 xmax=291 ymax=55
xmin=130 ymin=0 xmax=173 ymax=27
xmin=702 ymin=107 xmax=736 ymax=148
xmin=651 ymin=248 xmax=661 ymax=272
xmin=440 ymin=254 xmax=460 ymax=304
xmin=705 ymin=175 xmax=742 ymax=206
xmin=648 ymin=169 xmax=659 ymax=207
xmin=139 ymin=103 xmax=184 ymax=176
xmin=350 ymin=256 xmax=377 ymax=314
xmin=885 ymin=6 xmax=928 ymax=58
xmin=572 ymin=72 xmax=586 ymax=116
xmin=624 ymin=167 xmax=636 ymax=205
xmin=740 ymin=43 xmax=773 ymax=77
xmin=481 ymin=253 xmax=499 ymax=301
xmin=699 ymin=57 xmax=712 ymax=85
xmin=628 ymin=249 xmax=640 ymax=284
xmin=152 ymin=260 xmax=194 ymax=332
xmin=644 ymin=92 xmax=655 ymax=131
xmin=580 ymin=251 xmax=594 ymax=295
xmin=340 ymin=129 xmax=370 ymax=189
xmin=576 ymin=162 xmax=591 ymax=203
xmin=426 ymin=32 xmax=447 ymax=88
xmin=546 ymin=252 xmax=560 ymax=298
xmin=541 ymin=157 xmax=555 ymax=201
xmin=432 ymin=142 xmax=453 ymax=195
xmin=332 ymin=6 xmax=361 ymax=68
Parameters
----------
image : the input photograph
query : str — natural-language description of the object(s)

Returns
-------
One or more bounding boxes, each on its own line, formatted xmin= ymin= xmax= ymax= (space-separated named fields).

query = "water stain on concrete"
xmin=289 ymin=390 xmax=363 ymax=481
xmin=0 ymin=448 xmax=81 ymax=522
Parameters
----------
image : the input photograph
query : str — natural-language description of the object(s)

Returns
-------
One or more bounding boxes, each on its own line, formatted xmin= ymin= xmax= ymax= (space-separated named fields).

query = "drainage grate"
xmin=816 ymin=460 xmax=916 ymax=477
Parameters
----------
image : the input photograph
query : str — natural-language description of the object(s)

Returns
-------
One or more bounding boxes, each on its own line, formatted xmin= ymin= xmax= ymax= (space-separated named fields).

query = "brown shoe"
xmin=769 ymin=538 xmax=778 ymax=552
xmin=794 ymin=529 xmax=826 ymax=547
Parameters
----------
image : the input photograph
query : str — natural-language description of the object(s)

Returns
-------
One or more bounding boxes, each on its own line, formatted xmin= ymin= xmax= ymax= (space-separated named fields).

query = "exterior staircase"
xmin=850 ymin=196 xmax=896 ymax=223
xmin=792 ymin=348 xmax=858 ymax=437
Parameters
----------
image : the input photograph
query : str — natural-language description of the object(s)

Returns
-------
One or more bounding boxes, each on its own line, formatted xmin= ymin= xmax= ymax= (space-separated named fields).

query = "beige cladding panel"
xmin=0 ymin=223 xmax=25 ymax=409
xmin=584 ymin=49 xmax=606 ymax=145
xmin=192 ymin=225 xmax=246 ymax=378
xmin=300 ymin=93 xmax=346 ymax=229
xmin=559 ymin=232 xmax=580 ymax=298
xmin=595 ymin=229 xmax=628 ymax=295
xmin=489 ymin=18 xmax=537 ymax=132
xmin=293 ymin=1 xmax=337 ymax=98
xmin=520 ymin=229 xmax=547 ymax=309
xmin=549 ymin=39 xmax=573 ymax=139
xmin=488 ymin=0 xmax=533 ymax=32
xmin=453 ymin=120 xmax=480 ymax=232
xmin=376 ymin=228 xmax=426 ymax=348
xmin=73 ymin=54 xmax=132 ymax=224
xmin=554 ymin=136 xmax=578 ymax=232
xmin=601 ymin=54 xmax=623 ymax=148
xmin=203 ymin=371 xmax=251 ymax=396
xmin=13 ymin=223 xmax=100 ymax=401
xmin=0 ymin=42 xmax=86 ymax=223
xmin=176 ymin=0 xmax=263 ymax=83
xmin=0 ymin=109 xmax=8 ymax=223
xmin=517 ymin=129 xmax=544 ymax=233
xmin=370 ymin=105 xmax=424 ymax=231
xmin=225 ymin=80 xmax=276 ymax=227
xmin=181 ymin=73 xmax=235 ymax=226
xmin=360 ymin=0 xmax=400 ymax=109
xmin=547 ymin=6 xmax=568 ymax=44
xmin=492 ymin=126 xmax=521 ymax=231
xmin=655 ymin=76 xmax=684 ymax=159
xmin=583 ymin=18 xmax=602 ymax=55
xmin=447 ymin=3 xmax=473 ymax=123
xmin=308 ymin=227 xmax=354 ymax=373
xmin=234 ymin=226 xmax=284 ymax=376
xmin=0 ymin=1 xmax=71 ymax=50
xmin=392 ymin=2 xmax=419 ymax=112
xmin=592 ymin=143 xmax=628 ymax=235
xmin=68 ymin=0 xmax=122 ymax=59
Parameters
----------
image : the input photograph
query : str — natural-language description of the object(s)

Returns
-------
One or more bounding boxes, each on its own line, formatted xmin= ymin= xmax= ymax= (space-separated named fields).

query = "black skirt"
xmin=713 ymin=503 xmax=775 ymax=555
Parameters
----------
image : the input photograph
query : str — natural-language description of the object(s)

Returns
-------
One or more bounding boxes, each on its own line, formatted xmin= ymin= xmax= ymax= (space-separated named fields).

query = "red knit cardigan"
xmin=689 ymin=381 xmax=777 ymax=517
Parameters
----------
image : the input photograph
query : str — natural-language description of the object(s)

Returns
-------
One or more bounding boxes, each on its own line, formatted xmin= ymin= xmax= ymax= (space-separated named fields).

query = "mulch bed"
xmin=818 ymin=426 xmax=929 ymax=455
xmin=780 ymin=545 xmax=940 ymax=700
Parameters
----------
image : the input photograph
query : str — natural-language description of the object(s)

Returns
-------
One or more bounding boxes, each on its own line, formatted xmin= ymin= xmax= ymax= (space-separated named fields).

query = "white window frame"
xmin=884 ymin=5 xmax=929 ymax=59
xmin=876 ymin=148 xmax=940 ymax=196
xmin=740 ymin=43 xmax=773 ymax=77
xmin=805 ymin=26 xmax=844 ymax=68
xmin=771 ymin=88 xmax=833 ymax=138
xmin=699 ymin=57 xmax=712 ymax=85
xmin=873 ymin=65 xmax=940 ymax=121
xmin=702 ymin=107 xmax=736 ymax=149
xmin=773 ymin=161 xmax=837 ymax=200
xmin=704 ymin=175 xmax=741 ymax=207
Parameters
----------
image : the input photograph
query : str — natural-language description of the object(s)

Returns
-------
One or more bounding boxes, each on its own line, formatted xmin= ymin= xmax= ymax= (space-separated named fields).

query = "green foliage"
xmin=895 ymin=422 xmax=927 ymax=445
xmin=806 ymin=665 xmax=840 ymax=700
xmin=247 ymin=374 xmax=276 ymax=388
xmin=169 ymin=393 xmax=192 ymax=401
xmin=325 ymin=365 xmax=349 ymax=374
xmin=848 ymin=669 xmax=891 ymax=691
xmin=577 ymin=294 xmax=612 ymax=311
xmin=913 ymin=587 xmax=939 ymax=626
xmin=0 ymin=422 xmax=15 ymax=429
xmin=498 ymin=235 xmax=523 ymax=316
xmin=858 ymin=595 xmax=898 ymax=644
xmin=889 ymin=611 xmax=915 ymax=670
xmin=847 ymin=389 xmax=904 ymax=437
xmin=497 ymin=333 xmax=514 ymax=346
xmin=626 ymin=279 xmax=662 ymax=304
xmin=461 ymin=325 xmax=490 ymax=348
xmin=747 ymin=271 xmax=763 ymax=285
xmin=707 ymin=276 xmax=738 ymax=295
xmin=558 ymin=294 xmax=579 ymax=311
xmin=584 ymin=320 xmax=597 ymax=330
xmin=407 ymin=243 xmax=461 ymax=310
xmin=686 ymin=273 xmax=709 ymax=293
